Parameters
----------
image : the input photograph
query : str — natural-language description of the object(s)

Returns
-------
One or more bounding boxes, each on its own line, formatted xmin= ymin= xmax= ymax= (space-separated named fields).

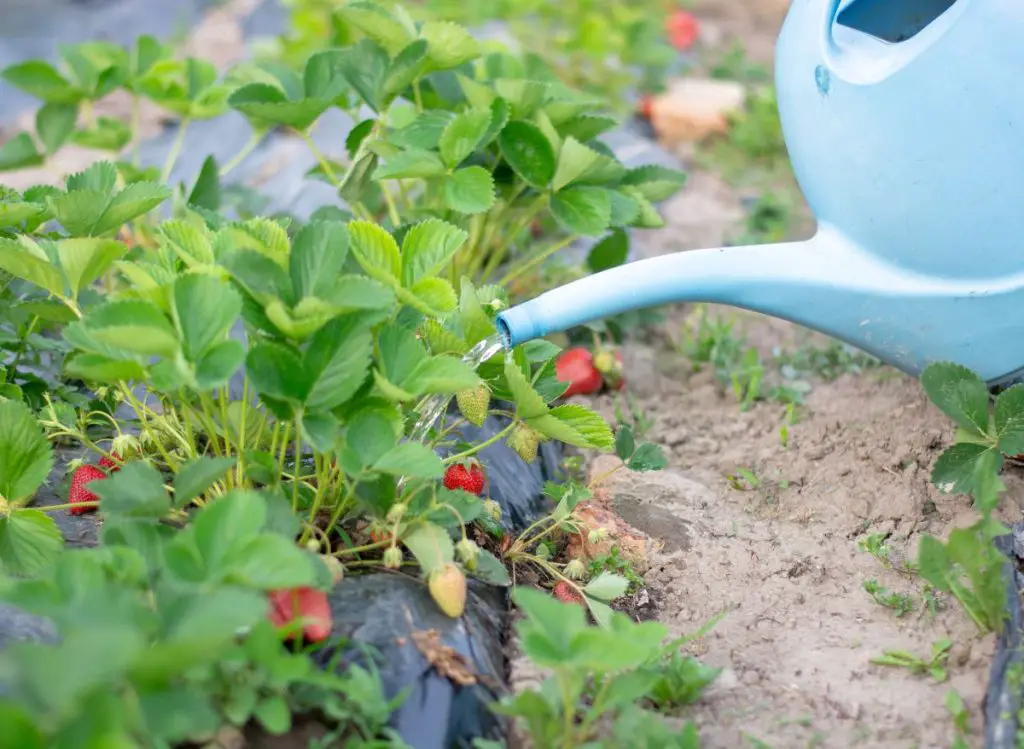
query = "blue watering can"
xmin=497 ymin=0 xmax=1024 ymax=387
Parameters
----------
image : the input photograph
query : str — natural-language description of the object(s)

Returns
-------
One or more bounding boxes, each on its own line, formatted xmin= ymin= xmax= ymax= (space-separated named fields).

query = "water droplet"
xmin=400 ymin=333 xmax=505 ymax=490
xmin=814 ymin=65 xmax=831 ymax=95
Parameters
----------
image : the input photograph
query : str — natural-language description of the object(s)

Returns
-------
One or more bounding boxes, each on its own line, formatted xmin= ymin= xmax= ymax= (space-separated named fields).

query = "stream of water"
xmin=407 ymin=333 xmax=505 ymax=446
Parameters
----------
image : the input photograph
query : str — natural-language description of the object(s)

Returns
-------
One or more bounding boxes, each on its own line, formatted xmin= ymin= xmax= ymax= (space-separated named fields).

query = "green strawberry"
xmin=456 ymin=385 xmax=490 ymax=427
xmin=508 ymin=423 xmax=542 ymax=464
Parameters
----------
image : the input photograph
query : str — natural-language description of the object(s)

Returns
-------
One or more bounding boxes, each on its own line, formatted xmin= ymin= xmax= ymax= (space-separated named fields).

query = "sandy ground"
xmin=511 ymin=4 xmax=1012 ymax=747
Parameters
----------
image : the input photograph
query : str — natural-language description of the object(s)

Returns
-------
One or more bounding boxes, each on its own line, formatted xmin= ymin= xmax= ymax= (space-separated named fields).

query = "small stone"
xmin=565 ymin=503 xmax=649 ymax=573
xmin=650 ymin=77 xmax=747 ymax=145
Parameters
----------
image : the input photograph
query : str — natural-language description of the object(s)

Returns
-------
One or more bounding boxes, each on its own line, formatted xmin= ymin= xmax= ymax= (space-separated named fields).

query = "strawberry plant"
xmin=265 ymin=0 xmax=683 ymax=114
xmin=0 ymin=10 xmax=687 ymax=745
xmin=479 ymin=587 xmax=709 ymax=749
xmin=914 ymin=361 xmax=1021 ymax=633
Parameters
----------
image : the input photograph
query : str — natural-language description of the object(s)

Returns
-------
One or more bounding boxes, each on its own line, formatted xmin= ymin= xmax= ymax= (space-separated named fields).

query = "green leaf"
xmin=931 ymin=443 xmax=994 ymax=496
xmin=223 ymin=534 xmax=320 ymax=589
xmin=85 ymin=299 xmax=178 ymax=357
xmin=995 ymin=384 xmax=1024 ymax=455
xmin=608 ymin=189 xmax=641 ymax=227
xmin=188 ymin=155 xmax=221 ymax=210
xmin=0 ymin=509 xmax=63 ymax=576
xmin=0 ymin=703 xmax=43 ymax=749
xmin=56 ymin=238 xmax=128 ymax=295
xmin=290 ymin=220 xmax=349 ymax=300
xmin=337 ymin=1 xmax=415 ymax=55
xmin=587 ymin=228 xmax=629 ymax=272
xmin=0 ymin=399 xmax=54 ymax=505
xmin=173 ymin=456 xmax=237 ymax=507
xmin=420 ymin=21 xmax=480 ymax=70
xmin=444 ymin=167 xmax=496 ymax=214
xmin=402 ymin=521 xmax=454 ymax=575
xmin=401 ymin=218 xmax=467 ymax=287
xmin=90 ymin=461 xmax=171 ymax=518
xmin=0 ymin=238 xmax=65 ymax=296
xmin=0 ymin=133 xmax=44 ymax=172
xmin=349 ymin=220 xmax=402 ymax=285
xmin=529 ymin=403 xmax=614 ymax=449
xmin=439 ymin=109 xmax=492 ymax=169
xmin=304 ymin=316 xmax=374 ymax=411
xmin=921 ymin=363 xmax=992 ymax=437
xmin=499 ymin=121 xmax=556 ymax=188
xmin=583 ymin=571 xmax=629 ymax=601
xmin=96 ymin=181 xmax=171 ymax=234
xmin=552 ymin=137 xmax=602 ymax=192
xmin=470 ymin=548 xmax=511 ymax=586
xmin=336 ymin=40 xmax=389 ymax=112
xmin=405 ymin=277 xmax=457 ymax=316
xmin=621 ymin=165 xmax=688 ymax=202
xmin=2 ymin=60 xmax=81 ymax=103
xmin=246 ymin=342 xmax=310 ymax=406
xmin=505 ymin=359 xmax=549 ymax=420
xmin=558 ymin=114 xmax=618 ymax=141
xmin=35 ymin=102 xmax=78 ymax=155
xmin=615 ymin=424 xmax=636 ymax=462
xmin=139 ymin=689 xmax=220 ymax=742
xmin=403 ymin=355 xmax=480 ymax=395
xmin=372 ymin=443 xmax=444 ymax=478
xmin=70 ymin=116 xmax=132 ymax=151
xmin=628 ymin=443 xmax=668 ymax=472
xmin=384 ymin=39 xmax=429 ymax=97
xmin=389 ymin=111 xmax=454 ymax=150
xmin=374 ymin=148 xmax=447 ymax=179
xmin=550 ymin=186 xmax=611 ymax=236
xmin=255 ymin=696 xmax=292 ymax=735
xmin=173 ymin=274 xmax=242 ymax=361
xmin=228 ymin=84 xmax=329 ymax=131
xmin=195 ymin=340 xmax=245 ymax=390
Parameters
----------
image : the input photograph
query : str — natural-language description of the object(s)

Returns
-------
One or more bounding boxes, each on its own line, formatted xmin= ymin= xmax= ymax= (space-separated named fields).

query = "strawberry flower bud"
xmin=383 ymin=546 xmax=403 ymax=569
xmin=483 ymin=499 xmax=503 ymax=523
xmin=588 ymin=527 xmax=610 ymax=544
xmin=456 ymin=538 xmax=479 ymax=568
xmin=565 ymin=559 xmax=587 ymax=580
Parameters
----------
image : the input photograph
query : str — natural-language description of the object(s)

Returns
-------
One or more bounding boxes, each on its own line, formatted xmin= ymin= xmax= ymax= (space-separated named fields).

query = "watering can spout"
xmin=495 ymin=227 xmax=1024 ymax=387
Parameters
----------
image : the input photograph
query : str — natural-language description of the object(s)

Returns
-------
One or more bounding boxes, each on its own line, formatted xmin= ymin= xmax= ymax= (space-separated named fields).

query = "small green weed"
xmin=946 ymin=689 xmax=971 ymax=749
xmin=588 ymin=546 xmax=644 ymax=592
xmin=863 ymin=579 xmax=916 ymax=617
xmin=871 ymin=640 xmax=952 ymax=682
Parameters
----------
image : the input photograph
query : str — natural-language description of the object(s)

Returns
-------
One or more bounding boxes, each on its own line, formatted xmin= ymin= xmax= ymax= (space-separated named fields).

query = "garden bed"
xmin=2 ymin=1 xmax=1023 ymax=748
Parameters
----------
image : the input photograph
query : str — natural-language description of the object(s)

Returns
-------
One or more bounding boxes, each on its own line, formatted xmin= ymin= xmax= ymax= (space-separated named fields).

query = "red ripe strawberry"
xmin=667 ymin=10 xmax=700 ymax=50
xmin=267 ymin=587 xmax=332 ymax=642
xmin=556 ymin=348 xmax=604 ymax=397
xmin=552 ymin=581 xmax=585 ymax=606
xmin=444 ymin=462 xmax=486 ymax=495
xmin=638 ymin=94 xmax=655 ymax=120
xmin=99 ymin=452 xmax=123 ymax=473
xmin=68 ymin=465 xmax=107 ymax=516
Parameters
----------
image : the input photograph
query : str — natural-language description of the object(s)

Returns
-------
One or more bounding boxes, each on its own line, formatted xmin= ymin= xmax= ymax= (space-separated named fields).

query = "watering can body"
xmin=496 ymin=0 xmax=1024 ymax=386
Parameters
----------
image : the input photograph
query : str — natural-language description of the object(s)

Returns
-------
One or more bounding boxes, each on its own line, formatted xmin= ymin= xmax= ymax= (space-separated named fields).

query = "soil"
xmin=511 ymin=4 xmax=1012 ymax=746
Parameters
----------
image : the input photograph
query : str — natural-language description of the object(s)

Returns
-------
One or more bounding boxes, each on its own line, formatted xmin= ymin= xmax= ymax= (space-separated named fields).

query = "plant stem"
xmin=381 ymin=184 xmax=401 ymax=226
xmin=497 ymin=234 xmax=578 ymax=287
xmin=331 ymin=538 xmax=392 ymax=557
xmin=7 ymin=315 xmax=39 ymax=383
xmin=291 ymin=416 xmax=303 ymax=512
xmin=130 ymin=95 xmax=142 ymax=167
xmin=442 ymin=421 xmax=516 ymax=465
xmin=298 ymin=129 xmax=339 ymax=185
xmin=220 ymin=131 xmax=265 ymax=177
xmin=161 ymin=119 xmax=191 ymax=183
xmin=42 ymin=501 xmax=99 ymax=513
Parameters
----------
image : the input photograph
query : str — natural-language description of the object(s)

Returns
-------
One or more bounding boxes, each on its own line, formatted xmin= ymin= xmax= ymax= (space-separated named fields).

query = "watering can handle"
xmin=822 ymin=0 xmax=843 ymax=53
